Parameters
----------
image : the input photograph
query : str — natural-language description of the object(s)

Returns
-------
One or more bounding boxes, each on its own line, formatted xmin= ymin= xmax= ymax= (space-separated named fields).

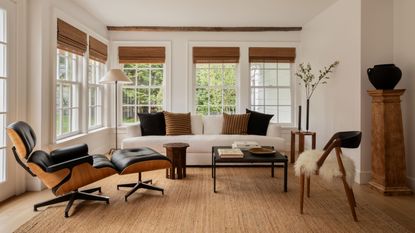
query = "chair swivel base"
xmin=34 ymin=187 xmax=109 ymax=218
xmin=117 ymin=179 xmax=164 ymax=202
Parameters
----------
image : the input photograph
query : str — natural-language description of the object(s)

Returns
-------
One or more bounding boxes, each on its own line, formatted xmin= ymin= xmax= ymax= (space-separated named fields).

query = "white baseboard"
xmin=355 ymin=170 xmax=371 ymax=184
xmin=407 ymin=176 xmax=415 ymax=190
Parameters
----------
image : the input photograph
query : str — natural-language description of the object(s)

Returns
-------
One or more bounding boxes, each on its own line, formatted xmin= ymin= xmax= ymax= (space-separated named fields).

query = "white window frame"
xmin=88 ymin=59 xmax=105 ymax=130
xmin=249 ymin=62 xmax=295 ymax=125
xmin=55 ymin=49 xmax=82 ymax=140
xmin=52 ymin=11 xmax=109 ymax=142
xmin=121 ymin=63 xmax=166 ymax=124
xmin=193 ymin=63 xmax=238 ymax=115
xmin=112 ymin=41 xmax=171 ymax=127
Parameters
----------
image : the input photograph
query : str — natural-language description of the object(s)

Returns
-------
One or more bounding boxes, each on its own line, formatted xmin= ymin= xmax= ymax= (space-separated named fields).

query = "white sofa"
xmin=122 ymin=115 xmax=285 ymax=165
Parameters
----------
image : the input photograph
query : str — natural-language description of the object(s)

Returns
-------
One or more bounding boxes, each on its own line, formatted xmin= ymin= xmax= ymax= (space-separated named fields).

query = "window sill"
xmin=55 ymin=127 xmax=110 ymax=145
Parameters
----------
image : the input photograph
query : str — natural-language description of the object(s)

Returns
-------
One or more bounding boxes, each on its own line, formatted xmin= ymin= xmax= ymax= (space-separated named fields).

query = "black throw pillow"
xmin=138 ymin=112 xmax=166 ymax=136
xmin=246 ymin=109 xmax=274 ymax=136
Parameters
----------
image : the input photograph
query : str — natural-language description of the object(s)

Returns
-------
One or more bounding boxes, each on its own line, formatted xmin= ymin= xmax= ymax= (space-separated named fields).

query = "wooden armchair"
xmin=294 ymin=131 xmax=362 ymax=221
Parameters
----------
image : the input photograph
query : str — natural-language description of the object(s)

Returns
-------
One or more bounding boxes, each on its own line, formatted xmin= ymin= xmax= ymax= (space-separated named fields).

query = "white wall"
xmin=394 ymin=0 xmax=415 ymax=189
xmin=300 ymin=0 xmax=362 ymax=181
xmin=361 ymin=0 xmax=394 ymax=183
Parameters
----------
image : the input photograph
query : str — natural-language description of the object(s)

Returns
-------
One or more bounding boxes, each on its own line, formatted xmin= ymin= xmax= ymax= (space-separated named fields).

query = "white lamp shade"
xmin=100 ymin=69 xmax=132 ymax=84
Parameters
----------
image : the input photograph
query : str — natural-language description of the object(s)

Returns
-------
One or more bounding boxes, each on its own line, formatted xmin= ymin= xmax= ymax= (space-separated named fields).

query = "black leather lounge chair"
xmin=7 ymin=121 xmax=117 ymax=217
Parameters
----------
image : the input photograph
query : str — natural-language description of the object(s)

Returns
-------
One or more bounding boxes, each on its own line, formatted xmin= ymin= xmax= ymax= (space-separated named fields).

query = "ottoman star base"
xmin=111 ymin=148 xmax=172 ymax=201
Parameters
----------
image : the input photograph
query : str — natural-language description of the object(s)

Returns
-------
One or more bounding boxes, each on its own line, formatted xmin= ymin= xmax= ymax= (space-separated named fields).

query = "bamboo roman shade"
xmin=57 ymin=19 xmax=87 ymax=56
xmin=193 ymin=47 xmax=240 ymax=63
xmin=118 ymin=47 xmax=166 ymax=64
xmin=249 ymin=47 xmax=296 ymax=63
xmin=89 ymin=36 xmax=108 ymax=63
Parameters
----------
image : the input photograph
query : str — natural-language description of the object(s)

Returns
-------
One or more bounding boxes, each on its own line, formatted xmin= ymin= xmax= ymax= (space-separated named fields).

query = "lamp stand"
xmin=108 ymin=81 xmax=119 ymax=156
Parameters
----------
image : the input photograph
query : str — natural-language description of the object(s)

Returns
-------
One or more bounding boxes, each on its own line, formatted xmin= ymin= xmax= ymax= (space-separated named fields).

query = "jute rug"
xmin=16 ymin=167 xmax=410 ymax=233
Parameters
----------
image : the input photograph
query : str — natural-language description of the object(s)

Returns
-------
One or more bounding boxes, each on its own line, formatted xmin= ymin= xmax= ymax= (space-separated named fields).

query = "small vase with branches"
xmin=295 ymin=61 xmax=339 ymax=131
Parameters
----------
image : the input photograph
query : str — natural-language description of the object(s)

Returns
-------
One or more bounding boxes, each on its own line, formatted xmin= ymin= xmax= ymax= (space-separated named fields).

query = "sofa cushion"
xmin=191 ymin=115 xmax=203 ymax=135
xmin=222 ymin=113 xmax=250 ymax=135
xmin=203 ymin=115 xmax=223 ymax=135
xmin=122 ymin=134 xmax=285 ymax=154
xmin=164 ymin=111 xmax=192 ymax=135
xmin=246 ymin=109 xmax=274 ymax=136
xmin=137 ymin=112 xmax=166 ymax=136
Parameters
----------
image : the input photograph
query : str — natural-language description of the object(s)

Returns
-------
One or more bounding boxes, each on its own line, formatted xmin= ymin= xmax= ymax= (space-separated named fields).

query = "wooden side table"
xmin=290 ymin=131 xmax=316 ymax=164
xmin=163 ymin=143 xmax=189 ymax=179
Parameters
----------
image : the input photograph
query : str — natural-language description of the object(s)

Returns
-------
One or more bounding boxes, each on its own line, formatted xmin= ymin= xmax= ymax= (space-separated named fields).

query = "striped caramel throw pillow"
xmin=222 ymin=113 xmax=251 ymax=135
xmin=164 ymin=111 xmax=192 ymax=135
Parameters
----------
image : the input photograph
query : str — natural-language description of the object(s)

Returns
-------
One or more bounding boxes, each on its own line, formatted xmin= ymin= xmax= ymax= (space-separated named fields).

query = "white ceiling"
xmin=71 ymin=0 xmax=337 ymax=27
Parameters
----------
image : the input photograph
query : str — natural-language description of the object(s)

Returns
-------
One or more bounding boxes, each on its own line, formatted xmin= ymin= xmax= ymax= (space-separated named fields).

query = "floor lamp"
xmin=100 ymin=69 xmax=132 ymax=152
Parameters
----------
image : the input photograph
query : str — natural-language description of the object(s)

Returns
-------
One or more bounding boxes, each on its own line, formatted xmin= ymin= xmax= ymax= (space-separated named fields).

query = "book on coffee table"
xmin=217 ymin=148 xmax=244 ymax=158
xmin=232 ymin=141 xmax=261 ymax=150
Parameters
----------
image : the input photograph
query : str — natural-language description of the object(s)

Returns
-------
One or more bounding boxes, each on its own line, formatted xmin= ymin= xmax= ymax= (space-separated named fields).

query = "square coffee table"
xmin=212 ymin=146 xmax=288 ymax=193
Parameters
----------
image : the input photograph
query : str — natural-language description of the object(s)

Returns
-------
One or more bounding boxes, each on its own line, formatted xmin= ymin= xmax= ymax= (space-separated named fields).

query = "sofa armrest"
xmin=127 ymin=123 xmax=142 ymax=137
xmin=266 ymin=123 xmax=281 ymax=137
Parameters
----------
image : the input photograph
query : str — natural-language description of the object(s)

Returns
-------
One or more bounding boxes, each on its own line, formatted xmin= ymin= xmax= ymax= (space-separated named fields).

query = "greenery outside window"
xmin=195 ymin=63 xmax=237 ymax=115
xmin=121 ymin=64 xmax=164 ymax=123
xmin=56 ymin=49 xmax=82 ymax=138
xmin=250 ymin=62 xmax=292 ymax=123
xmin=88 ymin=59 xmax=105 ymax=129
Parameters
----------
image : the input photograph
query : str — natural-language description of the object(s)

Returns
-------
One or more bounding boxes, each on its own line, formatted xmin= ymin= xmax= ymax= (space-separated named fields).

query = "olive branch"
xmin=295 ymin=61 xmax=339 ymax=100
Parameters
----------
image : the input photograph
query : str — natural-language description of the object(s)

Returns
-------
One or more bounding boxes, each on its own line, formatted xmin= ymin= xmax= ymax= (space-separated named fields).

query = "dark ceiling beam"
xmin=106 ymin=26 xmax=302 ymax=32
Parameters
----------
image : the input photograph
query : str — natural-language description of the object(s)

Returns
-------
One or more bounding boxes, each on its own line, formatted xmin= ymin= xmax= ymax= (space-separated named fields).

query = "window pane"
xmin=264 ymin=70 xmax=277 ymax=86
xmin=124 ymin=64 xmax=136 ymax=69
xmin=278 ymin=63 xmax=290 ymax=69
xmin=0 ymin=79 xmax=6 ymax=112
xmin=122 ymin=106 xmax=135 ymax=123
xmin=196 ymin=88 xmax=208 ymax=106
xmin=0 ymin=44 xmax=6 ymax=77
xmin=124 ymin=69 xmax=136 ymax=86
xmin=264 ymin=63 xmax=277 ymax=69
xmin=196 ymin=105 xmax=208 ymax=115
xmin=56 ymin=110 xmax=61 ymax=136
xmin=137 ymin=88 xmax=149 ymax=105
xmin=196 ymin=69 xmax=209 ymax=86
xmin=123 ymin=88 xmax=135 ymax=105
xmin=223 ymin=68 xmax=236 ymax=86
xmin=210 ymin=106 xmax=222 ymax=115
xmin=278 ymin=106 xmax=291 ymax=123
xmin=89 ymin=87 xmax=96 ymax=106
xmin=0 ymin=149 xmax=5 ymax=182
xmin=264 ymin=88 xmax=278 ymax=105
xmin=253 ymin=106 xmax=264 ymax=113
xmin=278 ymin=88 xmax=291 ymax=105
xmin=151 ymin=69 xmax=163 ymax=86
xmin=62 ymin=109 xmax=70 ymax=134
xmin=58 ymin=54 xmax=66 ymax=80
xmin=251 ymin=88 xmax=264 ymax=105
xmin=210 ymin=68 xmax=222 ymax=86
xmin=150 ymin=88 xmax=163 ymax=105
xmin=137 ymin=106 xmax=149 ymax=114
xmin=150 ymin=106 xmax=162 ymax=113
xmin=224 ymin=106 xmax=236 ymax=114
xmin=137 ymin=69 xmax=149 ymax=86
xmin=278 ymin=69 xmax=291 ymax=86
xmin=209 ymin=88 xmax=222 ymax=106
xmin=0 ymin=9 xmax=6 ymax=43
xmin=89 ymin=107 xmax=96 ymax=127
xmin=223 ymin=89 xmax=236 ymax=105
xmin=71 ymin=108 xmax=78 ymax=132
xmin=96 ymin=106 xmax=102 ymax=126
xmin=62 ymin=84 xmax=71 ymax=108
xmin=251 ymin=69 xmax=263 ymax=86
xmin=0 ymin=114 xmax=5 ymax=148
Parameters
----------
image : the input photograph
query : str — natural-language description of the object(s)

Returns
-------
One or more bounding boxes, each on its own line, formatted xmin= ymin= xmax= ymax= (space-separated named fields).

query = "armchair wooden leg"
xmin=341 ymin=176 xmax=358 ymax=222
xmin=306 ymin=176 xmax=311 ymax=198
xmin=349 ymin=187 xmax=357 ymax=207
xmin=300 ymin=173 xmax=305 ymax=214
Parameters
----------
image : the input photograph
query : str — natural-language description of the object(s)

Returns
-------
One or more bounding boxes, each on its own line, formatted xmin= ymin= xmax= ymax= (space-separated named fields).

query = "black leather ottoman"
xmin=111 ymin=148 xmax=171 ymax=201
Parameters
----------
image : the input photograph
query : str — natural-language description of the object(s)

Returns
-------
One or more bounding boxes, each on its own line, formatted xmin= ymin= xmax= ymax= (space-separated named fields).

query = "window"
xmin=195 ymin=63 xmax=237 ymax=115
xmin=250 ymin=62 xmax=292 ymax=123
xmin=121 ymin=64 xmax=165 ymax=123
xmin=88 ymin=59 xmax=105 ymax=129
xmin=0 ymin=8 xmax=6 ymax=182
xmin=56 ymin=49 xmax=82 ymax=138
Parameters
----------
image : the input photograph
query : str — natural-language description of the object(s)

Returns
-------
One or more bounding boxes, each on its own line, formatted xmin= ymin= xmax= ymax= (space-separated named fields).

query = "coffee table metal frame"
xmin=211 ymin=146 xmax=288 ymax=193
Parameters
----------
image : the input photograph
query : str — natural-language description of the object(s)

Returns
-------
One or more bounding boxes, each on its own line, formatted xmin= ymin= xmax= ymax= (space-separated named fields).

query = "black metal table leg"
xmin=211 ymin=150 xmax=214 ymax=179
xmin=284 ymin=161 xmax=288 ymax=192
xmin=271 ymin=162 xmax=275 ymax=177
xmin=213 ymin=159 xmax=216 ymax=193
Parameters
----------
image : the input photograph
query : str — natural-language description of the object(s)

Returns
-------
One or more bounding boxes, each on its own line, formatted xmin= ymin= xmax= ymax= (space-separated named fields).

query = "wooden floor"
xmin=1 ymin=166 xmax=415 ymax=233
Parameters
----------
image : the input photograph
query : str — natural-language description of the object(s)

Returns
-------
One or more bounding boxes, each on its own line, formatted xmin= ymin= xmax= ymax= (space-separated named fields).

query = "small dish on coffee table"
xmin=248 ymin=147 xmax=276 ymax=156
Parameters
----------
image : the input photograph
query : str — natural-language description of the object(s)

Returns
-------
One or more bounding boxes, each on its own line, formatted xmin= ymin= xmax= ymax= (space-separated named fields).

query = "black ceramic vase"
xmin=367 ymin=64 xmax=402 ymax=89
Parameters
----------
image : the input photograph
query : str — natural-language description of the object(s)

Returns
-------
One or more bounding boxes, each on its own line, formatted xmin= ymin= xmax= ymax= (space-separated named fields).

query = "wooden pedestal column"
xmin=368 ymin=89 xmax=412 ymax=195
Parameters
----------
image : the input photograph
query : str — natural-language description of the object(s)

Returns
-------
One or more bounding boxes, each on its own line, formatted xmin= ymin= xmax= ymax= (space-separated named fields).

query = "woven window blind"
xmin=89 ymin=36 xmax=108 ymax=63
xmin=249 ymin=47 xmax=296 ymax=63
xmin=118 ymin=47 xmax=166 ymax=64
xmin=193 ymin=47 xmax=240 ymax=63
xmin=57 ymin=19 xmax=87 ymax=56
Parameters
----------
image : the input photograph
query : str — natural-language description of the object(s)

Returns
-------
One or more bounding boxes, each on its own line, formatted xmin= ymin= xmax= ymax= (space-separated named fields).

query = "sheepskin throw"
xmin=294 ymin=149 xmax=355 ymax=186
